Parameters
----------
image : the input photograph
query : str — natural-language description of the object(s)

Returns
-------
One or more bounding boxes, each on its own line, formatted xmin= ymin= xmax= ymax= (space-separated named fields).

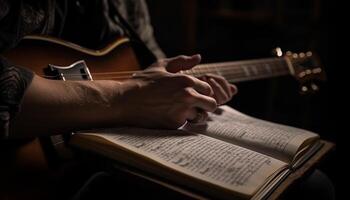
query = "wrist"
xmin=92 ymin=80 xmax=126 ymax=126
xmin=65 ymin=80 xmax=125 ymax=127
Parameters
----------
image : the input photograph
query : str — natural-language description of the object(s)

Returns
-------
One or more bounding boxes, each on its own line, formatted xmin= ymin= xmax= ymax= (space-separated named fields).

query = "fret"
xmin=203 ymin=64 xmax=212 ymax=75
xmin=183 ymin=57 xmax=290 ymax=83
xmin=190 ymin=68 xmax=197 ymax=76
xmin=214 ymin=65 xmax=222 ymax=76
xmin=264 ymin=63 xmax=272 ymax=74
xmin=189 ymin=68 xmax=197 ymax=76
xmin=241 ymin=65 xmax=251 ymax=77
xmin=226 ymin=71 xmax=288 ymax=83
xmin=250 ymin=65 xmax=258 ymax=75
xmin=198 ymin=65 xmax=206 ymax=76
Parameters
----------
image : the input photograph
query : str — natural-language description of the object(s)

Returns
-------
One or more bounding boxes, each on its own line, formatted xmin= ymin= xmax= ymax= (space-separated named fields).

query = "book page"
xmin=182 ymin=106 xmax=319 ymax=163
xmin=76 ymin=128 xmax=287 ymax=197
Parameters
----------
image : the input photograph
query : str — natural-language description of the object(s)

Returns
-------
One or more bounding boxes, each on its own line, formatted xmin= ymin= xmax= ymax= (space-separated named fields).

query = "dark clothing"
xmin=0 ymin=58 xmax=33 ymax=138
xmin=0 ymin=0 xmax=164 ymax=138
xmin=72 ymin=170 xmax=335 ymax=200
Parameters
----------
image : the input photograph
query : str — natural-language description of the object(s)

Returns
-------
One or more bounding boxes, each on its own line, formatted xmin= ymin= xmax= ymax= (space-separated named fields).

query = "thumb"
xmin=166 ymin=54 xmax=201 ymax=73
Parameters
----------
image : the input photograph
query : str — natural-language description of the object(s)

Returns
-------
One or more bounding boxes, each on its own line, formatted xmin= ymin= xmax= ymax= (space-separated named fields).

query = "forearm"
xmin=10 ymin=75 xmax=123 ymax=138
xmin=8 ymin=55 xmax=235 ymax=138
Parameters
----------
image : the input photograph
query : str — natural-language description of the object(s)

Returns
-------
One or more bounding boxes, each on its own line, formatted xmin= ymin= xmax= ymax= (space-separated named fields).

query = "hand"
xmin=148 ymin=54 xmax=237 ymax=106
xmin=115 ymin=55 xmax=217 ymax=129
xmin=199 ymin=74 xmax=237 ymax=105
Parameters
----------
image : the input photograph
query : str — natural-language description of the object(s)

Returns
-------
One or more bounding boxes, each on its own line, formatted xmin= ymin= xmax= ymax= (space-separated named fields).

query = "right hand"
xmin=114 ymin=55 xmax=217 ymax=129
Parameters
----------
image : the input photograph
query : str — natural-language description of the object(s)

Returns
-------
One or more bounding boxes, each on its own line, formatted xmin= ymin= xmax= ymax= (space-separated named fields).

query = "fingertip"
xmin=213 ymin=100 xmax=219 ymax=111
xmin=191 ymin=54 xmax=201 ymax=63
xmin=192 ymin=53 xmax=201 ymax=59
xmin=230 ymin=84 xmax=238 ymax=95
xmin=208 ymin=96 xmax=218 ymax=111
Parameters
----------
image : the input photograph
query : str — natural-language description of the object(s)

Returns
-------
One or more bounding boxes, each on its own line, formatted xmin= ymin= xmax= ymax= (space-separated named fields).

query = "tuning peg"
xmin=310 ymin=83 xmax=319 ymax=91
xmin=300 ymin=83 xmax=319 ymax=95
xmin=312 ymin=68 xmax=322 ymax=74
xmin=298 ymin=52 xmax=305 ymax=58
xmin=272 ymin=47 xmax=283 ymax=57
xmin=300 ymin=85 xmax=309 ymax=94
xmin=292 ymin=53 xmax=299 ymax=59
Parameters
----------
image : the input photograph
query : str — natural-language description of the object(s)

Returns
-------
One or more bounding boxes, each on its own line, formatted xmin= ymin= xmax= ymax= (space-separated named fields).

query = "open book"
xmin=69 ymin=106 xmax=329 ymax=200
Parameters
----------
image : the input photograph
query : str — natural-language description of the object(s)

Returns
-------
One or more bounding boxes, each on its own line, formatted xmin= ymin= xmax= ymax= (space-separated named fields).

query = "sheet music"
xmin=88 ymin=128 xmax=286 ymax=195
xmin=183 ymin=106 xmax=319 ymax=162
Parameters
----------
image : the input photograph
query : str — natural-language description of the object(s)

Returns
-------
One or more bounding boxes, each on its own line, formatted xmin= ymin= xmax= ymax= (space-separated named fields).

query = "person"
xmin=0 ymin=1 xmax=334 ymax=200
xmin=0 ymin=0 xmax=236 ymax=139
xmin=0 ymin=0 xmax=236 ymax=198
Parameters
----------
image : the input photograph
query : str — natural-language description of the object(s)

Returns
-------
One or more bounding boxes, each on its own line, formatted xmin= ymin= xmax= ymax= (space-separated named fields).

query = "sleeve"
xmin=132 ymin=0 xmax=166 ymax=59
xmin=0 ymin=0 xmax=36 ymax=138
xmin=0 ymin=57 xmax=34 ymax=139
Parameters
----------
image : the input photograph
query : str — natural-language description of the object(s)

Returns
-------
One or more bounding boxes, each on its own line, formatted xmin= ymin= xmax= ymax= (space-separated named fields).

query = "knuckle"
xmin=153 ymin=59 xmax=166 ymax=67
xmin=177 ymin=55 xmax=187 ymax=60
xmin=183 ymin=75 xmax=195 ymax=86
xmin=209 ymin=74 xmax=226 ymax=82
xmin=202 ymin=81 xmax=214 ymax=96
xmin=209 ymin=98 xmax=218 ymax=111
xmin=173 ymin=75 xmax=195 ymax=87
xmin=217 ymin=75 xmax=226 ymax=81
xmin=204 ymin=81 xmax=213 ymax=91
xmin=181 ymin=89 xmax=196 ymax=104
xmin=156 ymin=70 xmax=171 ymax=78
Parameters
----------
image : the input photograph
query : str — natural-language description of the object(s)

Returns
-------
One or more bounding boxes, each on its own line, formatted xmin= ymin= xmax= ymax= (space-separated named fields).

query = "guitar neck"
xmin=6 ymin=35 xmax=294 ymax=83
xmin=182 ymin=57 xmax=292 ymax=83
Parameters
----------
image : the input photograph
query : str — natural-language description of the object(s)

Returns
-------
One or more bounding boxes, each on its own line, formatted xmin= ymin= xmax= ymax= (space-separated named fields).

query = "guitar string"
xmin=50 ymin=58 xmax=286 ymax=75
xmin=42 ymin=61 xmax=288 ymax=79
xmin=43 ymin=66 xmax=288 ymax=79
xmin=93 ymin=72 xmax=289 ymax=82
xmin=43 ymin=69 xmax=288 ymax=80
xmin=47 ymin=69 xmax=288 ymax=81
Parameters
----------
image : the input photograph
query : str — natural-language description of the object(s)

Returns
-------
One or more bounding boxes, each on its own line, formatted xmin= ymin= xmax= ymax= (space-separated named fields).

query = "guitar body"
xmin=1 ymin=36 xmax=146 ymax=200
xmin=4 ymin=36 xmax=141 ymax=77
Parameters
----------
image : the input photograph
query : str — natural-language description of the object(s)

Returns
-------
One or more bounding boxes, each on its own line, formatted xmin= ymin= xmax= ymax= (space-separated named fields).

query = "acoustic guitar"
xmin=0 ymin=35 xmax=325 ymax=199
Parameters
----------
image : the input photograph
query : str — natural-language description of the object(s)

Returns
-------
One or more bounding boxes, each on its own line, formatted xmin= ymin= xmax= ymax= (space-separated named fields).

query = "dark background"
xmin=147 ymin=0 xmax=337 ymax=191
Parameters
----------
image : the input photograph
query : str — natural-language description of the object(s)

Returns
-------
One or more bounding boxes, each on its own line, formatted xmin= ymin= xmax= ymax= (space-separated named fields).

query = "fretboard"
xmin=182 ymin=57 xmax=291 ymax=83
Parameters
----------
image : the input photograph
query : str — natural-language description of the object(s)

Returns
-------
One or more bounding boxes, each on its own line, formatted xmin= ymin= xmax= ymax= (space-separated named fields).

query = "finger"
xmin=131 ymin=70 xmax=170 ymax=80
xmin=192 ymin=77 xmax=214 ymax=97
xmin=171 ymin=74 xmax=214 ymax=96
xmin=230 ymin=84 xmax=238 ymax=96
xmin=190 ymin=90 xmax=217 ymax=112
xmin=206 ymin=74 xmax=232 ymax=97
xmin=146 ymin=59 xmax=166 ymax=71
xmin=166 ymin=54 xmax=201 ymax=73
xmin=208 ymin=77 xmax=229 ymax=105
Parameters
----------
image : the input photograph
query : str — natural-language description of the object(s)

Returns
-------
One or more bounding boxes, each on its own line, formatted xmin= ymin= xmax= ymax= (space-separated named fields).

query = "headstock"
xmin=273 ymin=47 xmax=327 ymax=94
